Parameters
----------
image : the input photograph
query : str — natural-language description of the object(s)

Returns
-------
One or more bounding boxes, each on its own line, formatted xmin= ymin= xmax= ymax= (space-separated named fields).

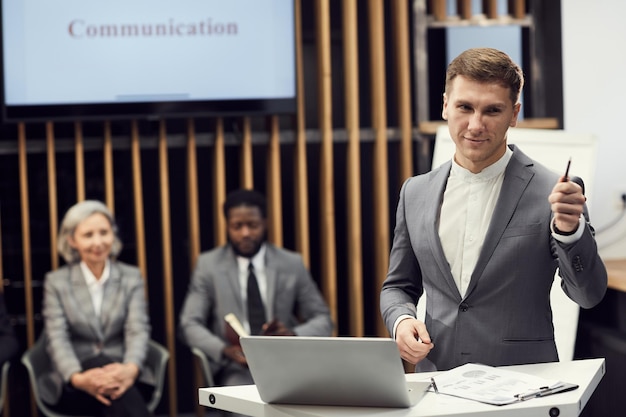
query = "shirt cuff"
xmin=392 ymin=314 xmax=415 ymax=340
xmin=551 ymin=215 xmax=585 ymax=245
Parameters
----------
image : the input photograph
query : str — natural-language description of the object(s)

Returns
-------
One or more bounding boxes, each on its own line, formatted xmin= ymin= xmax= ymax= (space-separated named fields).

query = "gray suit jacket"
xmin=381 ymin=145 xmax=607 ymax=371
xmin=41 ymin=261 xmax=152 ymax=404
xmin=179 ymin=243 xmax=333 ymax=376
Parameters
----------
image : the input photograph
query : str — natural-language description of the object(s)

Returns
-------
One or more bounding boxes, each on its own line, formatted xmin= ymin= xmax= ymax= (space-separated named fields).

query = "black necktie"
xmin=247 ymin=263 xmax=266 ymax=335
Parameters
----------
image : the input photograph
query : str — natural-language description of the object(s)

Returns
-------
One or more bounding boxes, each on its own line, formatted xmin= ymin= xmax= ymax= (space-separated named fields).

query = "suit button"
xmin=459 ymin=302 xmax=469 ymax=312
xmin=572 ymin=255 xmax=584 ymax=272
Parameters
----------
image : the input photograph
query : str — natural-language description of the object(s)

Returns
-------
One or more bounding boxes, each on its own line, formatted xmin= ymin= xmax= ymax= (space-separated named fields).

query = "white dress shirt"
xmin=439 ymin=148 xmax=512 ymax=297
xmin=79 ymin=259 xmax=111 ymax=318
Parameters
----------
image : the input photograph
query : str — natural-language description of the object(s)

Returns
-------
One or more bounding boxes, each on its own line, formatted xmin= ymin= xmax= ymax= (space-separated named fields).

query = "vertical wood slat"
xmin=415 ymin=0 xmax=430 ymax=128
xmin=186 ymin=118 xmax=201 ymax=263
xmin=157 ymin=120 xmax=177 ymax=417
xmin=293 ymin=0 xmax=311 ymax=268
xmin=266 ymin=116 xmax=283 ymax=247
xmin=74 ymin=122 xmax=85 ymax=202
xmin=342 ymin=0 xmax=364 ymax=337
xmin=430 ymin=0 xmax=447 ymax=21
xmin=368 ymin=0 xmax=390 ymax=337
xmin=213 ymin=118 xmax=227 ymax=247
xmin=46 ymin=122 xmax=59 ymax=270
xmin=392 ymin=0 xmax=414 ymax=183
xmin=103 ymin=121 xmax=115 ymax=212
xmin=483 ymin=0 xmax=498 ymax=19
xmin=240 ymin=117 xmax=254 ymax=189
xmin=508 ymin=0 xmax=525 ymax=19
xmin=18 ymin=124 xmax=35 ymax=346
xmin=457 ymin=0 xmax=472 ymax=19
xmin=130 ymin=121 xmax=148 ymax=280
xmin=315 ymin=0 xmax=338 ymax=330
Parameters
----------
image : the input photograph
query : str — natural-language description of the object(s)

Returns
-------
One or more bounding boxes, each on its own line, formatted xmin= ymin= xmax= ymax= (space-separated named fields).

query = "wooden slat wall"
xmin=429 ymin=0 xmax=526 ymax=20
xmin=1 ymin=1 xmax=549 ymax=416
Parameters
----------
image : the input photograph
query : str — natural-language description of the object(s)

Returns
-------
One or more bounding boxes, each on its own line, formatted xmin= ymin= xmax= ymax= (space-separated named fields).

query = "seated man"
xmin=179 ymin=189 xmax=333 ymax=386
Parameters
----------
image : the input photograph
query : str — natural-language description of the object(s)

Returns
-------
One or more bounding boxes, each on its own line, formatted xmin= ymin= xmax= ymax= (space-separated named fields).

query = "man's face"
xmin=226 ymin=205 xmax=267 ymax=258
xmin=442 ymin=75 xmax=521 ymax=173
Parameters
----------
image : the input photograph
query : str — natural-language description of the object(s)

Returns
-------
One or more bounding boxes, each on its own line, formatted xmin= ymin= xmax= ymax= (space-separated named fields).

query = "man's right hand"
xmin=222 ymin=345 xmax=248 ymax=366
xmin=395 ymin=318 xmax=434 ymax=364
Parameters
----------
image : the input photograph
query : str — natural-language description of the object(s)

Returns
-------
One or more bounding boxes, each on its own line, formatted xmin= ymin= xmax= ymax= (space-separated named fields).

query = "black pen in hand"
xmin=561 ymin=157 xmax=571 ymax=182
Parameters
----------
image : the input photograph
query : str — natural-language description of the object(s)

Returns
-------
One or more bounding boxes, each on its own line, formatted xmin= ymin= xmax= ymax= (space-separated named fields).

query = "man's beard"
xmin=230 ymin=238 xmax=264 ymax=258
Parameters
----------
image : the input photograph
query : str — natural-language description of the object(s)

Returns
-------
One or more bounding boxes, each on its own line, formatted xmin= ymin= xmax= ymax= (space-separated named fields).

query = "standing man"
xmin=179 ymin=189 xmax=333 ymax=386
xmin=380 ymin=47 xmax=607 ymax=372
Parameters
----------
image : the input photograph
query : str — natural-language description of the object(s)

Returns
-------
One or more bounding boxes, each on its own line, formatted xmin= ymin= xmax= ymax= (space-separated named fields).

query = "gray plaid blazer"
xmin=40 ymin=261 xmax=153 ymax=404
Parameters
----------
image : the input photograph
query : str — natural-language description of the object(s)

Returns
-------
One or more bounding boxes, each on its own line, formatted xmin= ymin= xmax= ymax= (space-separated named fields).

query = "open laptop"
xmin=240 ymin=336 xmax=430 ymax=408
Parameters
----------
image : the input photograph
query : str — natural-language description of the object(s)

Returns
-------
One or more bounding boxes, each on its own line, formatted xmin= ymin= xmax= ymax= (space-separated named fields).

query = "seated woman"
xmin=41 ymin=200 xmax=154 ymax=417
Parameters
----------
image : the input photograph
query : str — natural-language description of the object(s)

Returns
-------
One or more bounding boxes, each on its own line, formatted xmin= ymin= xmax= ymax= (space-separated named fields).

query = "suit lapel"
xmin=99 ymin=263 xmax=122 ymax=335
xmin=264 ymin=245 xmax=277 ymax=320
xmin=222 ymin=247 xmax=244 ymax=315
xmin=465 ymin=146 xmax=534 ymax=297
xmin=424 ymin=163 xmax=463 ymax=299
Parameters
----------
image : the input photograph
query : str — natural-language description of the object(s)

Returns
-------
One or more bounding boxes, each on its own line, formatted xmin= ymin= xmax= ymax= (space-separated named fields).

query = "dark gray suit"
xmin=41 ymin=261 xmax=153 ymax=404
xmin=381 ymin=145 xmax=607 ymax=371
xmin=179 ymin=243 xmax=333 ymax=382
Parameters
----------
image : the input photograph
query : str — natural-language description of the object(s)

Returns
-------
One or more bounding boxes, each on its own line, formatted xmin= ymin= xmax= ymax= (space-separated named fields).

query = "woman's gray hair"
xmin=57 ymin=200 xmax=122 ymax=264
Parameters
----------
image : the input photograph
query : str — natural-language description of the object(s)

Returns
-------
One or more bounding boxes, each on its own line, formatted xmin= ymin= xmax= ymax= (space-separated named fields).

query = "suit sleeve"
xmin=178 ymin=255 xmax=227 ymax=363
xmin=122 ymin=271 xmax=151 ymax=370
xmin=42 ymin=271 xmax=83 ymax=382
xmin=380 ymin=178 xmax=424 ymax=336
xmin=552 ymin=216 xmax=607 ymax=309
xmin=290 ymin=260 xmax=333 ymax=337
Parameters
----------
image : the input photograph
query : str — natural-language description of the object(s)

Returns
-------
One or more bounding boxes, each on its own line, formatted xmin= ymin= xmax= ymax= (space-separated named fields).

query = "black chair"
xmin=191 ymin=347 xmax=215 ymax=388
xmin=22 ymin=336 xmax=169 ymax=417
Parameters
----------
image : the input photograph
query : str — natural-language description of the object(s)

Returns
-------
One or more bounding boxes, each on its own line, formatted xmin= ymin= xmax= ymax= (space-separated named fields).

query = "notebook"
xmin=239 ymin=336 xmax=430 ymax=408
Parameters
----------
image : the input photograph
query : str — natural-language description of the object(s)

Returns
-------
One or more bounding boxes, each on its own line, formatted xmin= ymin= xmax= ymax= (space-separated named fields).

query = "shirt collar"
xmin=451 ymin=145 xmax=513 ymax=182
xmin=79 ymin=259 xmax=111 ymax=286
xmin=236 ymin=243 xmax=267 ymax=272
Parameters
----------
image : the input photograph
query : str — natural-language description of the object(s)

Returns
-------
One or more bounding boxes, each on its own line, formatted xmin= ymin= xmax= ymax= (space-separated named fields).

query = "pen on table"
xmin=515 ymin=386 xmax=551 ymax=401
xmin=561 ymin=157 xmax=571 ymax=182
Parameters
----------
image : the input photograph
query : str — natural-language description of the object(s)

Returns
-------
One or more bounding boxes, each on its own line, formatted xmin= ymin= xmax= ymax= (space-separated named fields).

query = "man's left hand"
xmin=549 ymin=179 xmax=585 ymax=233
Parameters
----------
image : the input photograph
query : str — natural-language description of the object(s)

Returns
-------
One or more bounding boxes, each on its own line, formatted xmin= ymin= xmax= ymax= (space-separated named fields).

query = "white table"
xmin=199 ymin=358 xmax=605 ymax=417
